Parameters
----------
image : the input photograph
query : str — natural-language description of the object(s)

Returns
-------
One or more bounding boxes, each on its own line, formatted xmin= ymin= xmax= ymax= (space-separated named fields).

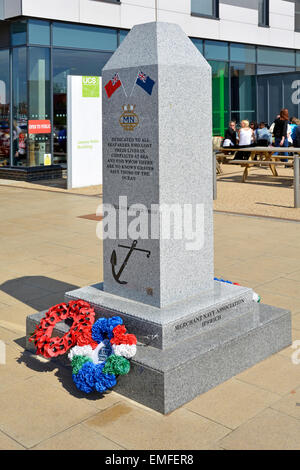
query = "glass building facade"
xmin=192 ymin=38 xmax=300 ymax=136
xmin=0 ymin=19 xmax=123 ymax=169
xmin=1 ymin=17 xmax=300 ymax=172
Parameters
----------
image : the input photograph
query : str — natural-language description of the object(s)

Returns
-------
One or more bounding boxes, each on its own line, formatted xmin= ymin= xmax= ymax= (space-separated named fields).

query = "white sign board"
xmin=67 ymin=75 xmax=102 ymax=188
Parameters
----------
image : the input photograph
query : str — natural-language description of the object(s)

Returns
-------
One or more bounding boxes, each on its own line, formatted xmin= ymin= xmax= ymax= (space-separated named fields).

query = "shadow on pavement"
xmin=30 ymin=178 xmax=67 ymax=189
xmin=16 ymin=348 xmax=110 ymax=402
xmin=218 ymin=173 xmax=293 ymax=188
xmin=3 ymin=275 xmax=112 ymax=402
xmin=0 ymin=276 xmax=79 ymax=311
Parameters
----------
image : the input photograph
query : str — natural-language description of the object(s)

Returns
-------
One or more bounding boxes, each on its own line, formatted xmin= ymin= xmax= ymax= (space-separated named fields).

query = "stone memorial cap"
xmin=102 ymin=21 xmax=213 ymax=308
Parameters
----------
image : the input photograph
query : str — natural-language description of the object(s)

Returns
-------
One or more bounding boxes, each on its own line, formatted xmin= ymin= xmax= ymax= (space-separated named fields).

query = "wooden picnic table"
xmin=214 ymin=146 xmax=300 ymax=208
xmin=217 ymin=146 xmax=300 ymax=182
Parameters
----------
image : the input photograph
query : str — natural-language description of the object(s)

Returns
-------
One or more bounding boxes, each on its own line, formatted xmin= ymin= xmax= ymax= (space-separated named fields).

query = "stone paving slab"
xmin=0 ymin=183 xmax=300 ymax=448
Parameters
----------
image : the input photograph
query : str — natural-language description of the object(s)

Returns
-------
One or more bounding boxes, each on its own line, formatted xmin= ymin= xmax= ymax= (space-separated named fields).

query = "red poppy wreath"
xmin=29 ymin=300 xmax=96 ymax=358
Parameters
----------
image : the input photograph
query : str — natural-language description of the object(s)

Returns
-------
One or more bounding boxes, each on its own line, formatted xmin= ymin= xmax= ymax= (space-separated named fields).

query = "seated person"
xmin=233 ymin=120 xmax=254 ymax=160
xmin=255 ymin=122 xmax=272 ymax=147
xmin=222 ymin=121 xmax=237 ymax=147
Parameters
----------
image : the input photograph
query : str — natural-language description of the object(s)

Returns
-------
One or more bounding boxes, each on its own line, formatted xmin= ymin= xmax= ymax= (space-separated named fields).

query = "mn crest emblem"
xmin=119 ymin=105 xmax=139 ymax=131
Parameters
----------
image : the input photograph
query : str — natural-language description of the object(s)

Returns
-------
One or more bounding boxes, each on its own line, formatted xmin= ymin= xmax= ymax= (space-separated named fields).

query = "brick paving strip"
xmin=78 ymin=214 xmax=103 ymax=221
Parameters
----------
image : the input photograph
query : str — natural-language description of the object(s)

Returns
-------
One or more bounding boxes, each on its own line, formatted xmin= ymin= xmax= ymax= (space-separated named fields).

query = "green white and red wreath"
xmin=29 ymin=301 xmax=137 ymax=394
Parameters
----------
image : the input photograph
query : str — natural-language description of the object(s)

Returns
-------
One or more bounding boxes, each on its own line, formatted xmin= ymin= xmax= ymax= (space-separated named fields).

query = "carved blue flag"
xmin=136 ymin=71 xmax=155 ymax=96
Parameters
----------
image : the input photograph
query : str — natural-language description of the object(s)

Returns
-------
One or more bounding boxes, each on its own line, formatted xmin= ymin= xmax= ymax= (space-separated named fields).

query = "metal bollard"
xmin=294 ymin=155 xmax=300 ymax=208
xmin=213 ymin=150 xmax=217 ymax=200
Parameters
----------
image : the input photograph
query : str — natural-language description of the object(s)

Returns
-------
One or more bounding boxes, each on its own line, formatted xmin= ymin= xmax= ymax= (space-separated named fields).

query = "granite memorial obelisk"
xmin=27 ymin=21 xmax=291 ymax=414
xmin=102 ymin=22 xmax=214 ymax=307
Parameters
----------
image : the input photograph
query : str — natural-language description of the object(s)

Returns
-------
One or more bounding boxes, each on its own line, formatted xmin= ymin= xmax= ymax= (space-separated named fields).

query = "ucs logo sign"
xmin=83 ymin=77 xmax=97 ymax=85
xmin=82 ymin=76 xmax=100 ymax=98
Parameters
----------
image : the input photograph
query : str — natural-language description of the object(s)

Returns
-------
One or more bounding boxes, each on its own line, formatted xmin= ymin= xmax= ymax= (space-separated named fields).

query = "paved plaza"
xmin=0 ymin=174 xmax=300 ymax=450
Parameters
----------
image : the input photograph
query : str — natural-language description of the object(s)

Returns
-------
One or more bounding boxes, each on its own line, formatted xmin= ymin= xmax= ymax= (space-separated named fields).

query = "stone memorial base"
xmin=26 ymin=282 xmax=291 ymax=414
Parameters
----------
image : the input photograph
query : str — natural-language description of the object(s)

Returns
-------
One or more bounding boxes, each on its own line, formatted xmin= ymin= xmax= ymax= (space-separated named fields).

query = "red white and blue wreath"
xmin=68 ymin=316 xmax=137 ymax=394
xmin=30 ymin=301 xmax=137 ymax=394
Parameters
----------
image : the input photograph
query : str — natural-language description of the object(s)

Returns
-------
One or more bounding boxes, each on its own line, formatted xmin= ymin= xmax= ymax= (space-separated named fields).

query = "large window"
xmin=12 ymin=47 xmax=27 ymax=167
xmin=0 ymin=49 xmax=10 ymax=166
xmin=9 ymin=19 xmax=119 ymax=168
xmin=257 ymin=46 xmax=295 ymax=66
xmin=11 ymin=20 xmax=27 ymax=46
xmin=28 ymin=47 xmax=51 ymax=167
xmin=231 ymin=63 xmax=256 ymax=125
xmin=258 ymin=0 xmax=269 ymax=27
xmin=205 ymin=40 xmax=228 ymax=60
xmin=209 ymin=61 xmax=229 ymax=136
xmin=230 ymin=43 xmax=256 ymax=64
xmin=53 ymin=22 xmax=117 ymax=51
xmin=257 ymin=66 xmax=298 ymax=124
xmin=4 ymin=17 xmax=300 ymax=162
xmin=191 ymin=0 xmax=218 ymax=18
xmin=28 ymin=19 xmax=51 ymax=46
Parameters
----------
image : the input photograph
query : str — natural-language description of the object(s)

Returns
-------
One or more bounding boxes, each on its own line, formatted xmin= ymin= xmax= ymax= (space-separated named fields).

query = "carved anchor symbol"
xmin=110 ymin=240 xmax=151 ymax=285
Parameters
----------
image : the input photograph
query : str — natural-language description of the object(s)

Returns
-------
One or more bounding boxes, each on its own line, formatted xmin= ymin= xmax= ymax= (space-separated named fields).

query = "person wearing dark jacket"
xmin=222 ymin=121 xmax=237 ymax=147
xmin=273 ymin=109 xmax=289 ymax=159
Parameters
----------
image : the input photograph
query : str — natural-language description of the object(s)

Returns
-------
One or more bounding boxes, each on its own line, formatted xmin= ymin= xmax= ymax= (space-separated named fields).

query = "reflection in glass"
xmin=230 ymin=43 xmax=256 ymax=63
xmin=257 ymin=64 xmax=295 ymax=75
xmin=12 ymin=48 xmax=27 ymax=166
xmin=119 ymin=30 xmax=129 ymax=44
xmin=191 ymin=0 xmax=214 ymax=16
xmin=53 ymin=22 xmax=117 ymax=51
xmin=231 ymin=63 xmax=256 ymax=125
xmin=28 ymin=47 xmax=51 ymax=167
xmin=205 ymin=40 xmax=228 ymax=61
xmin=257 ymin=46 xmax=295 ymax=66
xmin=53 ymin=49 xmax=112 ymax=165
xmin=191 ymin=38 xmax=203 ymax=55
xmin=257 ymin=68 xmax=300 ymax=125
xmin=11 ymin=20 xmax=27 ymax=46
xmin=0 ymin=50 xmax=10 ymax=166
xmin=28 ymin=19 xmax=51 ymax=46
xmin=209 ymin=61 xmax=229 ymax=136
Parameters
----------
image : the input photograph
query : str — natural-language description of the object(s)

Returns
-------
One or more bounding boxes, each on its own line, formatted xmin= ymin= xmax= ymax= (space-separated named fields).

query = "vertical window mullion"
xmin=9 ymin=47 xmax=13 ymax=167
xmin=295 ymin=1 xmax=300 ymax=32
xmin=229 ymin=62 xmax=232 ymax=123
xmin=26 ymin=46 xmax=29 ymax=167
xmin=258 ymin=0 xmax=269 ymax=27
xmin=215 ymin=0 xmax=219 ymax=19
xmin=50 ymin=22 xmax=54 ymax=165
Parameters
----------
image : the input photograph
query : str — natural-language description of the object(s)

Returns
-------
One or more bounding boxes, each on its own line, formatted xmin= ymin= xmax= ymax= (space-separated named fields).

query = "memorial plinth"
xmin=26 ymin=21 xmax=292 ymax=414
